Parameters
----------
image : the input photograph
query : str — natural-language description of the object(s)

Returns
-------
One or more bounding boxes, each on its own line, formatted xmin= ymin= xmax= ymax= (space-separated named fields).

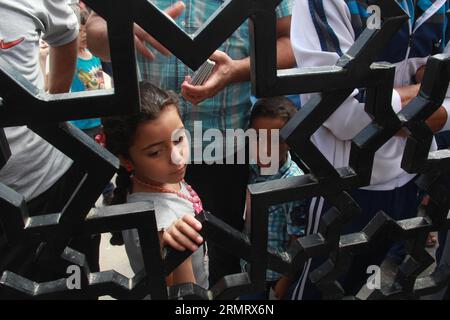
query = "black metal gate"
xmin=0 ymin=0 xmax=449 ymax=300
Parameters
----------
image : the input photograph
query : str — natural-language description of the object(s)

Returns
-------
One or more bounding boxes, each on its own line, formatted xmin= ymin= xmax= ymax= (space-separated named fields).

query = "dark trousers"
xmin=434 ymin=131 xmax=450 ymax=265
xmin=290 ymin=178 xmax=420 ymax=300
xmin=433 ymin=131 xmax=450 ymax=300
xmin=0 ymin=164 xmax=101 ymax=298
xmin=185 ymin=158 xmax=249 ymax=287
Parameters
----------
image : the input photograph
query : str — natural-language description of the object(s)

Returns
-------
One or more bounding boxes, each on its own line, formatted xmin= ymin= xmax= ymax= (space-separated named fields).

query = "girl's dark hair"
xmin=103 ymin=81 xmax=179 ymax=205
xmin=250 ymin=96 xmax=298 ymax=126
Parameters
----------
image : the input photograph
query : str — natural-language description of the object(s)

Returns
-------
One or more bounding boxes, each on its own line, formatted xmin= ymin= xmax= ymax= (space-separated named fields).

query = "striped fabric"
xmin=308 ymin=0 xmax=344 ymax=55
xmin=308 ymin=0 xmax=449 ymax=62
xmin=307 ymin=0 xmax=449 ymax=104
xmin=345 ymin=0 xmax=373 ymax=37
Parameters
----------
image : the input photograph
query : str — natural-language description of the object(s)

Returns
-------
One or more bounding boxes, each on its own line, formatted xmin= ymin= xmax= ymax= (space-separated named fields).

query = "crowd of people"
xmin=0 ymin=0 xmax=449 ymax=300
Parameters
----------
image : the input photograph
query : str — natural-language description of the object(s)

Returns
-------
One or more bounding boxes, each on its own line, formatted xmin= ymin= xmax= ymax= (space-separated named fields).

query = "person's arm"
xmin=39 ymin=40 xmax=50 ymax=92
xmin=181 ymin=15 xmax=296 ymax=105
xmin=228 ymin=15 xmax=295 ymax=82
xmin=426 ymin=107 xmax=448 ymax=133
xmin=172 ymin=257 xmax=196 ymax=285
xmin=160 ymin=215 xmax=203 ymax=286
xmin=40 ymin=1 xmax=79 ymax=93
xmin=395 ymin=84 xmax=421 ymax=107
xmin=396 ymin=86 xmax=447 ymax=133
xmin=39 ymin=40 xmax=49 ymax=78
xmin=399 ymin=66 xmax=448 ymax=133
xmin=47 ymin=38 xmax=78 ymax=94
xmin=85 ymin=12 xmax=110 ymax=62
xmin=158 ymin=229 xmax=197 ymax=286
xmin=86 ymin=1 xmax=186 ymax=62
xmin=293 ymin=0 xmax=421 ymax=140
xmin=276 ymin=15 xmax=296 ymax=70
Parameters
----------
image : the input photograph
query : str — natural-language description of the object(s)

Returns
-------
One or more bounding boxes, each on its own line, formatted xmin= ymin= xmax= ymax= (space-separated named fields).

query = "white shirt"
xmin=0 ymin=0 xmax=78 ymax=200
xmin=123 ymin=182 xmax=209 ymax=290
xmin=290 ymin=0 xmax=450 ymax=190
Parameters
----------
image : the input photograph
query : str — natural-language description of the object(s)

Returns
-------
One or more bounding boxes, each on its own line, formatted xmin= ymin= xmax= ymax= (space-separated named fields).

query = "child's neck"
xmin=132 ymin=175 xmax=181 ymax=194
xmin=78 ymin=48 xmax=92 ymax=60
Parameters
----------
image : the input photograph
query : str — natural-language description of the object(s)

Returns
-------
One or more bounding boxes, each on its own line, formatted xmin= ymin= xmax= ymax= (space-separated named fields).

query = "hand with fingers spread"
xmin=162 ymin=214 xmax=204 ymax=252
xmin=181 ymin=50 xmax=246 ymax=105
xmin=133 ymin=1 xmax=185 ymax=60
xmin=86 ymin=1 xmax=185 ymax=62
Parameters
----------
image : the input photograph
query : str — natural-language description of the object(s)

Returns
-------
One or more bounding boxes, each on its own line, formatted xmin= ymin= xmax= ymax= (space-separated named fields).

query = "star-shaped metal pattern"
xmin=247 ymin=1 xmax=450 ymax=299
xmin=0 ymin=0 xmax=449 ymax=300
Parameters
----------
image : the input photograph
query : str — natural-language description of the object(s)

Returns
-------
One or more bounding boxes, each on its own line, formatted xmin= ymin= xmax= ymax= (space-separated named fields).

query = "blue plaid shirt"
xmin=242 ymin=152 xmax=306 ymax=282
xmin=137 ymin=0 xmax=293 ymax=157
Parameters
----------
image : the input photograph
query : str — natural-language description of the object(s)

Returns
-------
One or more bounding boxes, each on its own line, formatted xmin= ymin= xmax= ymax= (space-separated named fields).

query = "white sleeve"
xmin=153 ymin=200 xmax=179 ymax=232
xmin=291 ymin=0 xmax=402 ymax=140
xmin=40 ymin=0 xmax=79 ymax=47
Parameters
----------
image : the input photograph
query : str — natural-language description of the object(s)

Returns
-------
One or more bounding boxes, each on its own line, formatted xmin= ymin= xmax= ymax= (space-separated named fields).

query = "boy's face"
xmin=251 ymin=116 xmax=289 ymax=169
xmin=125 ymin=105 xmax=189 ymax=186
xmin=78 ymin=25 xmax=87 ymax=50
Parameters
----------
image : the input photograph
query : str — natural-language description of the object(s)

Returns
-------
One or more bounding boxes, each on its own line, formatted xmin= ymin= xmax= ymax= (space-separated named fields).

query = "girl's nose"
xmin=171 ymin=145 xmax=185 ymax=166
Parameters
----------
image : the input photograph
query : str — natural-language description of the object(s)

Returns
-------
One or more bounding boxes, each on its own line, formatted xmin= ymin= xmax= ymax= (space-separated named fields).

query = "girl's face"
xmin=126 ymin=105 xmax=189 ymax=186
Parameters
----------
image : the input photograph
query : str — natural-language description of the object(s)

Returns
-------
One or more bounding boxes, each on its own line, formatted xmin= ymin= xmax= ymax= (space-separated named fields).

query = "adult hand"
xmin=134 ymin=1 xmax=186 ymax=60
xmin=394 ymin=84 xmax=420 ymax=137
xmin=181 ymin=50 xmax=244 ymax=105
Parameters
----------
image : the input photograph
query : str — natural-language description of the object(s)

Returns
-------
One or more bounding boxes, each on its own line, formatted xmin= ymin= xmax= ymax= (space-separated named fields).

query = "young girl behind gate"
xmin=103 ymin=81 xmax=208 ymax=288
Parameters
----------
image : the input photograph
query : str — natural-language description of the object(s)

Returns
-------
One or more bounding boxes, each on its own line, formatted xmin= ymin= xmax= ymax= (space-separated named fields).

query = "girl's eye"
xmin=148 ymin=150 xmax=161 ymax=158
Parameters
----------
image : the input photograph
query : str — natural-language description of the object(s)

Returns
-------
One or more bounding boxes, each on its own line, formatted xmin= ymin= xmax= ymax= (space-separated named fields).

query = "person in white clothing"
xmin=0 ymin=0 xmax=101 ymax=298
xmin=289 ymin=0 xmax=450 ymax=299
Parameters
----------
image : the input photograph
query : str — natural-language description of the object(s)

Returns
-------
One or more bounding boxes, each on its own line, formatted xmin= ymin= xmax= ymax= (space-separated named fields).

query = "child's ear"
xmin=118 ymin=155 xmax=134 ymax=173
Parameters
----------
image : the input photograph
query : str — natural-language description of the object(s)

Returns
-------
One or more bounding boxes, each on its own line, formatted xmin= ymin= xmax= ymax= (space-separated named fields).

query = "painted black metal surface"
xmin=0 ymin=0 xmax=449 ymax=300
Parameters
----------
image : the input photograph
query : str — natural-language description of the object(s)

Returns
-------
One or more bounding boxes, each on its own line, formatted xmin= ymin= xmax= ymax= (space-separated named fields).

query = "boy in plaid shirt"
xmin=241 ymin=97 xmax=306 ymax=300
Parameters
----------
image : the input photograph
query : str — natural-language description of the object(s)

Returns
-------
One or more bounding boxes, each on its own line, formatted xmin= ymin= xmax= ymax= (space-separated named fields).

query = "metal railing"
xmin=0 ymin=0 xmax=449 ymax=300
